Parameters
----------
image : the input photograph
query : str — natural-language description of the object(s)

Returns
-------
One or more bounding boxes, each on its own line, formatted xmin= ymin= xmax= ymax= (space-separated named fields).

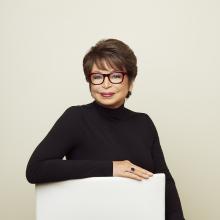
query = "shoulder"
xmin=57 ymin=104 xmax=84 ymax=123
xmin=127 ymin=109 xmax=157 ymax=131
xmin=60 ymin=105 xmax=81 ymax=116
xmin=64 ymin=104 xmax=83 ymax=113
xmin=126 ymin=108 xmax=153 ymax=123
xmin=62 ymin=102 xmax=97 ymax=119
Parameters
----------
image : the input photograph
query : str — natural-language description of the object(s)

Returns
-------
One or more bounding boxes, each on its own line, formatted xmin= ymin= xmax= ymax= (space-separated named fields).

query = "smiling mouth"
xmin=100 ymin=93 xmax=115 ymax=97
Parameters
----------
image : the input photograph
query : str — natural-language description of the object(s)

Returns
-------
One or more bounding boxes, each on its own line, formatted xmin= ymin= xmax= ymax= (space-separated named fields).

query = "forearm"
xmin=26 ymin=159 xmax=113 ymax=184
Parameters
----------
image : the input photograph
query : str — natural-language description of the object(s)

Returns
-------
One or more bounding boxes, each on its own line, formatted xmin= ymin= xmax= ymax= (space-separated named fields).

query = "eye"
xmin=92 ymin=74 xmax=103 ymax=79
xmin=111 ymin=72 xmax=123 ymax=78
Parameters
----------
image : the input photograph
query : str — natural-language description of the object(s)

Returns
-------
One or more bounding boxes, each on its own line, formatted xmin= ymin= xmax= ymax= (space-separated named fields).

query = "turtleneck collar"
xmin=91 ymin=100 xmax=131 ymax=121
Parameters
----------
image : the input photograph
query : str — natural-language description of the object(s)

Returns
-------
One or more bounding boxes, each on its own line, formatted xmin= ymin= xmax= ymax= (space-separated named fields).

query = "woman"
xmin=26 ymin=38 xmax=185 ymax=220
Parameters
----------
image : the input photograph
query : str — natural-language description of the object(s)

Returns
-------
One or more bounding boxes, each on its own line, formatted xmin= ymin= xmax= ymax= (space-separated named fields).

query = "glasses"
xmin=88 ymin=71 xmax=127 ymax=85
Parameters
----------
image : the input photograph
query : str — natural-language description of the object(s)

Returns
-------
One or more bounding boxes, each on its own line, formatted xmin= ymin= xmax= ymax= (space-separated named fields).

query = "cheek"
xmin=90 ymin=85 xmax=100 ymax=93
xmin=89 ymin=83 xmax=128 ymax=93
xmin=121 ymin=80 xmax=130 ymax=92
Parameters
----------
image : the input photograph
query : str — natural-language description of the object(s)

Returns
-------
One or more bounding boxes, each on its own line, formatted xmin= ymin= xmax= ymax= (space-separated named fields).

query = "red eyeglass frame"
xmin=88 ymin=71 xmax=127 ymax=85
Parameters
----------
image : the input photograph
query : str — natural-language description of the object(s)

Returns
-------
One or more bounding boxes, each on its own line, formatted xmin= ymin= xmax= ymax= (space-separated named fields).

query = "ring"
xmin=131 ymin=167 xmax=135 ymax=172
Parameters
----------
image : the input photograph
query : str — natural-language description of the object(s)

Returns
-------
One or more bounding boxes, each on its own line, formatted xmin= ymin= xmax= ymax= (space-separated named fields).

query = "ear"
xmin=128 ymin=80 xmax=134 ymax=92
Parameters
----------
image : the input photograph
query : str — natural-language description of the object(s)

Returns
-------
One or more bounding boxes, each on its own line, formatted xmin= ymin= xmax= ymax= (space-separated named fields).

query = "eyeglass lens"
xmin=90 ymin=72 xmax=124 ymax=84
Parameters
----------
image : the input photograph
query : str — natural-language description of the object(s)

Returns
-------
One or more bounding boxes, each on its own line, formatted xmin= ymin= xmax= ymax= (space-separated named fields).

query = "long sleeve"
xmin=25 ymin=106 xmax=113 ymax=184
xmin=147 ymin=116 xmax=185 ymax=220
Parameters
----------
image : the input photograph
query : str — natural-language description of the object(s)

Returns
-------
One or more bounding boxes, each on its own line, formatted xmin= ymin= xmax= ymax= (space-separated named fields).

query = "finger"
xmin=124 ymin=160 xmax=153 ymax=177
xmin=124 ymin=171 xmax=144 ymax=181
xmin=135 ymin=169 xmax=151 ymax=179
xmin=130 ymin=163 xmax=154 ymax=176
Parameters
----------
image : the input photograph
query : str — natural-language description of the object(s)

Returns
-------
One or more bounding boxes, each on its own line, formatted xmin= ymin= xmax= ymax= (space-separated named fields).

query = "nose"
xmin=102 ymin=75 xmax=111 ymax=88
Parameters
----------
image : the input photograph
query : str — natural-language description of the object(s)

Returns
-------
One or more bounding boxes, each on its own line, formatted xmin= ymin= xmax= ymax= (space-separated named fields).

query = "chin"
xmin=98 ymin=99 xmax=116 ymax=105
xmin=92 ymin=93 xmax=124 ymax=107
xmin=98 ymin=97 xmax=123 ymax=108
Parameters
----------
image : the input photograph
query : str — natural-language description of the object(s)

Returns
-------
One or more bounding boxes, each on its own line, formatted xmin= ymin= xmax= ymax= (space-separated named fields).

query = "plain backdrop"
xmin=1 ymin=0 xmax=219 ymax=219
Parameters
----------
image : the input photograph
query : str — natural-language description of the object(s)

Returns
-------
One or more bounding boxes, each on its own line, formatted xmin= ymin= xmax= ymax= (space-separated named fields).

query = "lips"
xmin=100 ymin=92 xmax=115 ymax=97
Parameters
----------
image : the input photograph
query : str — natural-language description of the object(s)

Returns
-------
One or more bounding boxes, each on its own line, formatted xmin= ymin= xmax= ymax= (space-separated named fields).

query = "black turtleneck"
xmin=26 ymin=100 xmax=185 ymax=220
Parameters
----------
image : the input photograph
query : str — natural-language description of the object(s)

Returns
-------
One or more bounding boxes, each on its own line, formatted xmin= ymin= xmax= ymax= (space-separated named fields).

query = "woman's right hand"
xmin=113 ymin=160 xmax=154 ymax=181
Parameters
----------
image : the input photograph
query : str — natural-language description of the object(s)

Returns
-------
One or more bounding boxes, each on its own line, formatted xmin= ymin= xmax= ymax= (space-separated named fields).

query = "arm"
xmin=25 ymin=106 xmax=112 ymax=184
xmin=147 ymin=115 xmax=185 ymax=220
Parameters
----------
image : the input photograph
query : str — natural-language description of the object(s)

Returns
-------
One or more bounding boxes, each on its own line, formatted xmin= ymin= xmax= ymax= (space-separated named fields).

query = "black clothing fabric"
xmin=26 ymin=100 xmax=185 ymax=220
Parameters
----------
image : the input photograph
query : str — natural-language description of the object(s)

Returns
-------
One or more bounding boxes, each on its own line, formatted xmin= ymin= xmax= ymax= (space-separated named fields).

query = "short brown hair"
xmin=83 ymin=38 xmax=137 ymax=98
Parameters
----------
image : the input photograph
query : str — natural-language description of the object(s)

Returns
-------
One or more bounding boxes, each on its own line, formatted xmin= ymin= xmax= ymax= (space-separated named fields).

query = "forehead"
xmin=91 ymin=58 xmax=125 ymax=72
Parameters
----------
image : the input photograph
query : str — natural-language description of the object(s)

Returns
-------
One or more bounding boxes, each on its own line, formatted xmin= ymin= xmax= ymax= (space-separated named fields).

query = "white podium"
xmin=36 ymin=173 xmax=165 ymax=220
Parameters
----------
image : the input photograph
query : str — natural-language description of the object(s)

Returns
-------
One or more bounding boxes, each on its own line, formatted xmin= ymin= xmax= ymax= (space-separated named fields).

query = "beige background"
xmin=1 ymin=0 xmax=219 ymax=219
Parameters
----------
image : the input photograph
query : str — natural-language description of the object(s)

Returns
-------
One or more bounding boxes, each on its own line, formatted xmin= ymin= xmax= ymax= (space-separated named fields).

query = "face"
xmin=89 ymin=60 xmax=134 ymax=109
